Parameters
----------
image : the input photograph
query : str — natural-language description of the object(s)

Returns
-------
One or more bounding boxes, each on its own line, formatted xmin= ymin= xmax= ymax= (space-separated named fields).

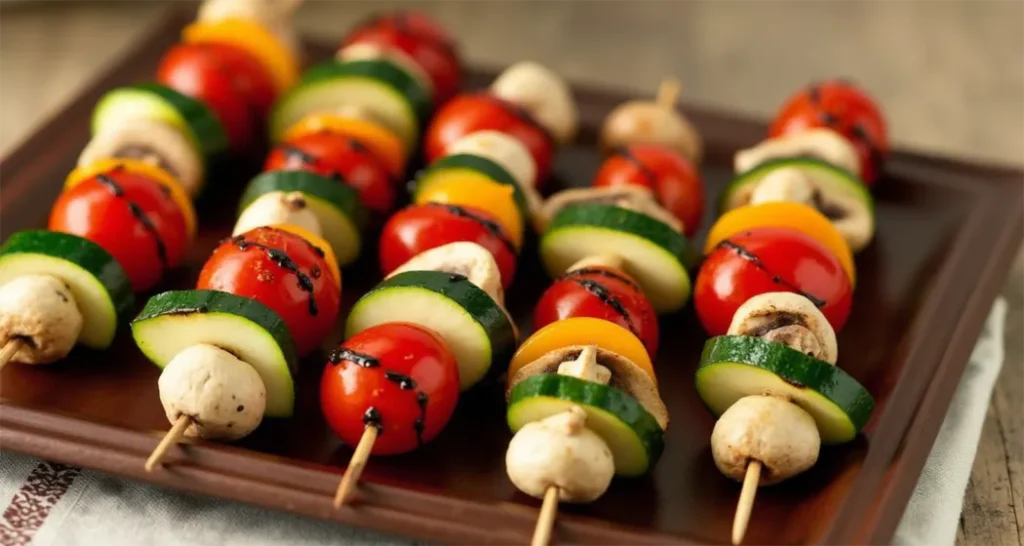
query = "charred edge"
xmin=127 ymin=202 xmax=169 ymax=269
xmin=328 ymin=347 xmax=380 ymax=367
xmin=384 ymin=370 xmax=417 ymax=390
xmin=430 ymin=203 xmax=517 ymax=255
xmin=96 ymin=174 xmax=125 ymax=197
xmin=610 ymin=146 xmax=658 ymax=187
xmin=447 ymin=273 xmax=468 ymax=283
xmin=810 ymin=190 xmax=847 ymax=220
xmin=362 ymin=406 xmax=383 ymax=431
xmin=716 ymin=239 xmax=827 ymax=308
xmin=414 ymin=391 xmax=428 ymax=447
xmin=230 ymin=234 xmax=319 ymax=316
xmin=558 ymin=267 xmax=641 ymax=292
xmin=745 ymin=311 xmax=808 ymax=337
xmin=571 ymin=278 xmax=640 ymax=339
xmin=310 ymin=265 xmax=322 ymax=279
xmin=161 ymin=305 xmax=210 ymax=316
xmin=477 ymin=93 xmax=554 ymax=145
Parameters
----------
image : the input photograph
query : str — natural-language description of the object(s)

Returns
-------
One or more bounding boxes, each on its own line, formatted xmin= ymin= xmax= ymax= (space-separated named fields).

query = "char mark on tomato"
xmin=559 ymin=267 xmax=641 ymax=292
xmin=477 ymin=93 xmax=554 ymax=146
xmin=226 ymin=234 xmax=319 ymax=316
xmin=428 ymin=203 xmax=516 ymax=254
xmin=610 ymin=146 xmax=658 ymax=187
xmin=96 ymin=173 xmax=169 ymax=269
xmin=363 ymin=406 xmax=383 ymax=431
xmin=569 ymin=278 xmax=641 ymax=340
xmin=715 ymin=238 xmax=827 ymax=308
xmin=329 ymin=347 xmax=380 ymax=367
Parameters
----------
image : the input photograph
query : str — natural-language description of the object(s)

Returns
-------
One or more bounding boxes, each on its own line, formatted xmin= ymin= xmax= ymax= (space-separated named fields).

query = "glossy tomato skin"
xmin=49 ymin=170 xmax=189 ymax=293
xmin=264 ymin=131 xmax=395 ymax=215
xmin=769 ymin=80 xmax=887 ymax=185
xmin=157 ymin=43 xmax=256 ymax=152
xmin=533 ymin=266 xmax=659 ymax=357
xmin=355 ymin=11 xmax=456 ymax=50
xmin=593 ymin=144 xmax=704 ymax=237
xmin=196 ymin=227 xmax=340 ymax=357
xmin=424 ymin=93 xmax=553 ymax=186
xmin=344 ymin=24 xmax=461 ymax=106
xmin=321 ymin=322 xmax=460 ymax=455
xmin=378 ymin=203 xmax=517 ymax=289
xmin=694 ymin=227 xmax=853 ymax=336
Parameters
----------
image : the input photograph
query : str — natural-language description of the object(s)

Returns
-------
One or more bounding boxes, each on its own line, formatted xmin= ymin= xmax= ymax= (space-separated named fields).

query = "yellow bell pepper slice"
xmin=508 ymin=317 xmax=656 ymax=386
xmin=414 ymin=173 xmax=524 ymax=250
xmin=270 ymin=224 xmax=342 ymax=291
xmin=66 ymin=158 xmax=197 ymax=240
xmin=183 ymin=19 xmax=297 ymax=94
xmin=705 ymin=201 xmax=856 ymax=286
xmin=282 ymin=113 xmax=407 ymax=178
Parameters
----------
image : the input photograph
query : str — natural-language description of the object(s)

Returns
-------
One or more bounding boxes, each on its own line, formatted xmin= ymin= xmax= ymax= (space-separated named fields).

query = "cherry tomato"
xmin=694 ymin=227 xmax=853 ymax=336
xmin=533 ymin=266 xmax=659 ymax=357
xmin=49 ymin=169 xmax=189 ymax=293
xmin=344 ymin=24 xmax=461 ymax=106
xmin=379 ymin=203 xmax=517 ymax=289
xmin=769 ymin=80 xmax=887 ymax=185
xmin=424 ymin=93 xmax=553 ymax=186
xmin=264 ymin=131 xmax=395 ymax=215
xmin=321 ymin=322 xmax=460 ymax=455
xmin=157 ymin=43 xmax=259 ymax=152
xmin=593 ymin=144 xmax=704 ymax=237
xmin=197 ymin=227 xmax=341 ymax=357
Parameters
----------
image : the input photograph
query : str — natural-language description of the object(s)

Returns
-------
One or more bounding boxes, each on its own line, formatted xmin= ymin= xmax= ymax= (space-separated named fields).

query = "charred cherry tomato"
xmin=592 ymin=144 xmax=704 ymax=237
xmin=379 ymin=203 xmax=517 ymax=289
xmin=769 ymin=80 xmax=887 ymax=185
xmin=344 ymin=23 xmax=460 ymax=106
xmin=157 ymin=43 xmax=257 ymax=152
xmin=533 ymin=266 xmax=659 ymax=357
xmin=197 ymin=226 xmax=340 ymax=357
xmin=49 ymin=170 xmax=189 ymax=293
xmin=321 ymin=322 xmax=460 ymax=455
xmin=424 ymin=93 xmax=553 ymax=185
xmin=264 ymin=131 xmax=395 ymax=215
xmin=694 ymin=227 xmax=853 ymax=336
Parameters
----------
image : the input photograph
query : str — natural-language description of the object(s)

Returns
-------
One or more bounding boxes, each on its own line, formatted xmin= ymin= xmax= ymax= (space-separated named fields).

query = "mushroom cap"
xmin=600 ymin=100 xmax=703 ymax=164
xmin=727 ymin=291 xmax=838 ymax=365
xmin=0 ymin=274 xmax=83 ymax=365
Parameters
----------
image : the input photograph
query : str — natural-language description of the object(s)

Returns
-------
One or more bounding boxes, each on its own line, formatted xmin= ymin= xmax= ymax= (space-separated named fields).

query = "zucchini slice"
xmin=507 ymin=374 xmax=665 ymax=477
xmin=238 ymin=171 xmax=368 ymax=266
xmin=414 ymin=154 xmax=532 ymax=223
xmin=345 ymin=270 xmax=517 ymax=391
xmin=132 ymin=290 xmax=298 ymax=418
xmin=0 ymin=231 xmax=133 ymax=349
xmin=696 ymin=335 xmax=875 ymax=444
xmin=540 ymin=203 xmax=695 ymax=314
xmin=92 ymin=83 xmax=228 ymax=162
xmin=722 ymin=157 xmax=874 ymax=214
xmin=269 ymin=59 xmax=431 ymax=148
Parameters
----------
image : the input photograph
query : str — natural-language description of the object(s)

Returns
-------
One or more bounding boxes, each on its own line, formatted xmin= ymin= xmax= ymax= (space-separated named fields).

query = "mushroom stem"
xmin=532 ymin=485 xmax=560 ymax=546
xmin=732 ymin=459 xmax=762 ymax=545
xmin=656 ymin=78 xmax=681 ymax=109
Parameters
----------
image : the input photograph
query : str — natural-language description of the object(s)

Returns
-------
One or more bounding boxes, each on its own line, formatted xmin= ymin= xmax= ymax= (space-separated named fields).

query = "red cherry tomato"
xmin=533 ymin=266 xmax=659 ymax=357
xmin=344 ymin=24 xmax=461 ymax=106
xmin=379 ymin=203 xmax=517 ymax=289
xmin=358 ymin=11 xmax=456 ymax=51
xmin=264 ymin=131 xmax=395 ymax=215
xmin=424 ymin=93 xmax=553 ymax=186
xmin=49 ymin=170 xmax=189 ymax=293
xmin=196 ymin=227 xmax=340 ymax=357
xmin=592 ymin=144 xmax=704 ymax=237
xmin=157 ymin=43 xmax=259 ymax=152
xmin=321 ymin=322 xmax=460 ymax=455
xmin=694 ymin=227 xmax=852 ymax=337
xmin=769 ymin=80 xmax=887 ymax=185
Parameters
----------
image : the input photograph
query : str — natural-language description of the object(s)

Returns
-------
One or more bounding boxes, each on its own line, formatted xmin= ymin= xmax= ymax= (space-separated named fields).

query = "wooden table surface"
xmin=0 ymin=2 xmax=1021 ymax=545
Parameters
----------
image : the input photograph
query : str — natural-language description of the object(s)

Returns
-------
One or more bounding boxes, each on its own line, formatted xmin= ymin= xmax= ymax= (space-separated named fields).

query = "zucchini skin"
xmin=721 ymin=157 xmax=875 ymax=214
xmin=238 ymin=170 xmax=369 ymax=231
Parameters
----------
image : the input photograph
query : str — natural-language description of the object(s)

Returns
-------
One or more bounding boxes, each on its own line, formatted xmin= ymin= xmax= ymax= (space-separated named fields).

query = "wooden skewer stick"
xmin=0 ymin=339 xmax=25 ymax=373
xmin=333 ymin=425 xmax=379 ymax=508
xmin=531 ymin=486 xmax=560 ymax=546
xmin=145 ymin=414 xmax=191 ymax=472
xmin=656 ymin=78 xmax=681 ymax=109
xmin=731 ymin=459 xmax=762 ymax=545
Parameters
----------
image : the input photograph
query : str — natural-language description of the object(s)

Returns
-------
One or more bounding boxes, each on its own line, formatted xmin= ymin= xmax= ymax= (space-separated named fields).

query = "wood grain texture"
xmin=0 ymin=2 xmax=1021 ymax=545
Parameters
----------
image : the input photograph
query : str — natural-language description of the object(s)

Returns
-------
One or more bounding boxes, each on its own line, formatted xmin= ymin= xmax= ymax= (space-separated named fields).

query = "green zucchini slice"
xmin=722 ymin=157 xmax=874 ymax=214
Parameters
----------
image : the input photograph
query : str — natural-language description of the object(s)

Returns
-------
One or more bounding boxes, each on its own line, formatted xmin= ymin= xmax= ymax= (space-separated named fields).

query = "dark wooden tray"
xmin=1 ymin=11 xmax=1021 ymax=546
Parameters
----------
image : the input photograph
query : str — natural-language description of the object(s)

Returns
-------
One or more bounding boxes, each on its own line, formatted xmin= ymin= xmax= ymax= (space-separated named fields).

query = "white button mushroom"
xmin=79 ymin=118 xmax=203 ymax=197
xmin=158 ymin=344 xmax=267 ymax=441
xmin=711 ymin=394 xmax=820 ymax=485
xmin=505 ymin=406 xmax=615 ymax=502
xmin=734 ymin=128 xmax=860 ymax=177
xmin=556 ymin=345 xmax=612 ymax=385
xmin=748 ymin=167 xmax=817 ymax=206
xmin=727 ymin=292 xmax=838 ymax=365
xmin=491 ymin=61 xmax=578 ymax=145
xmin=599 ymin=80 xmax=703 ymax=164
xmin=387 ymin=241 xmax=505 ymax=306
xmin=234 ymin=191 xmax=322 ymax=238
xmin=0 ymin=274 xmax=83 ymax=365
xmin=448 ymin=130 xmax=539 ymax=191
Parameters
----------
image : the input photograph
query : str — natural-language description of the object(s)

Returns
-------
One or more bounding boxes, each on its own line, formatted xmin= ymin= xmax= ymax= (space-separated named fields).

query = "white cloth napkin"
xmin=0 ymin=299 xmax=1008 ymax=546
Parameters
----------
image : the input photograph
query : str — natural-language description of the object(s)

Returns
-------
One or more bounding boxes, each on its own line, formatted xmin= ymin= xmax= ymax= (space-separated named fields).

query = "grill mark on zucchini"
xmin=559 ymin=267 xmax=641 ymax=292
xmin=611 ymin=146 xmax=658 ymax=187
xmin=715 ymin=238 xmax=826 ymax=308
xmin=97 ymin=173 xmax=169 ymax=269
xmin=228 ymin=234 xmax=319 ymax=316
xmin=570 ymin=278 xmax=639 ymax=340
xmin=428 ymin=203 xmax=516 ymax=255
xmin=329 ymin=347 xmax=380 ymax=367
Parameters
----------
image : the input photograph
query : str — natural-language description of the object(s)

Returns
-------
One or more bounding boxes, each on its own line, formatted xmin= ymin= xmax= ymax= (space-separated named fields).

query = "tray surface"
xmin=1 ymin=12 xmax=1022 ymax=546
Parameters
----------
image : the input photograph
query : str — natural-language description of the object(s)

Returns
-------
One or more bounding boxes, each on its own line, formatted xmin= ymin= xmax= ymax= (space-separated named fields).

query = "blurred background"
xmin=0 ymin=2 xmax=1021 ymax=545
